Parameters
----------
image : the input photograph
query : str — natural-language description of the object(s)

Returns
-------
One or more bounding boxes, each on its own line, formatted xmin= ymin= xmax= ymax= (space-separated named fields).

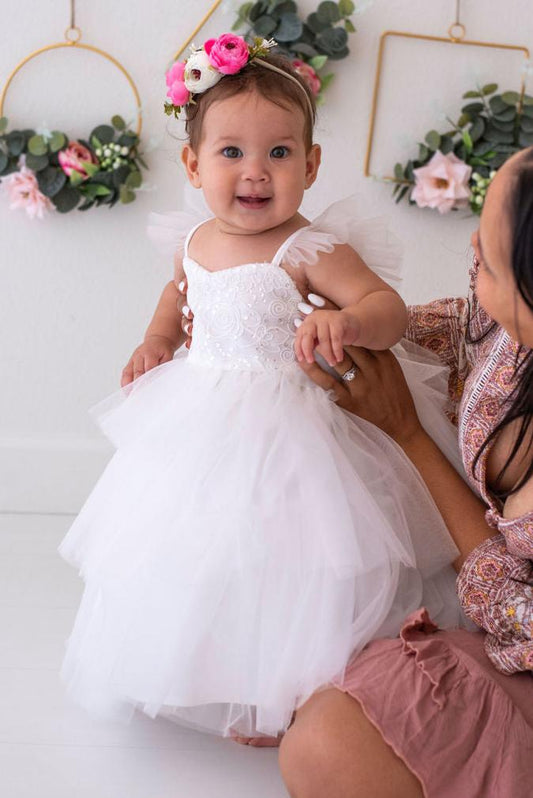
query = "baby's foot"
xmin=231 ymin=734 xmax=283 ymax=747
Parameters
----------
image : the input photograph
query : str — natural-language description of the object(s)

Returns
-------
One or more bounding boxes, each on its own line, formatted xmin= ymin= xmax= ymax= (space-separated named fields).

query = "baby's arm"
xmin=121 ymin=261 xmax=187 ymax=386
xmin=294 ymin=245 xmax=407 ymax=367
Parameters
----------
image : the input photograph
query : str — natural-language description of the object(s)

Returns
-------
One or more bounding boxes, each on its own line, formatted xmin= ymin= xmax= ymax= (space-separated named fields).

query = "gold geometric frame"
xmin=0 ymin=26 xmax=143 ymax=136
xmin=173 ymin=0 xmax=224 ymax=61
xmin=364 ymin=26 xmax=530 ymax=182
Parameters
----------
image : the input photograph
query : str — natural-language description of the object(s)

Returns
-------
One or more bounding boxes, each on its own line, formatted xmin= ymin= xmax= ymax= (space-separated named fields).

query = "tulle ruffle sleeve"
xmin=147 ymin=210 xmax=201 ymax=272
xmin=282 ymin=196 xmax=404 ymax=290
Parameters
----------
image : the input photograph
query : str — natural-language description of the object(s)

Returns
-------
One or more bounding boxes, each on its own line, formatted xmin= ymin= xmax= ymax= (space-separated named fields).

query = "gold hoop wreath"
xmin=0 ymin=26 xmax=146 ymax=218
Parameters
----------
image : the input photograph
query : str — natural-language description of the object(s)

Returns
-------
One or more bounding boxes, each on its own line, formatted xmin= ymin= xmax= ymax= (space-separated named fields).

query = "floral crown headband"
xmin=164 ymin=34 xmax=314 ymax=120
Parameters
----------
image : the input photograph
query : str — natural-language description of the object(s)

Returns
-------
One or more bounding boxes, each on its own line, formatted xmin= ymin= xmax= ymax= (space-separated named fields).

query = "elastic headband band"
xmin=252 ymin=58 xmax=315 ymax=121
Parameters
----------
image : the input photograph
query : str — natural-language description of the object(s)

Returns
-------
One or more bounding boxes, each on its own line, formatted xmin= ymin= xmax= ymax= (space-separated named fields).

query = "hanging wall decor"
xmin=364 ymin=0 xmax=530 ymax=215
xmin=0 ymin=3 xmax=145 ymax=219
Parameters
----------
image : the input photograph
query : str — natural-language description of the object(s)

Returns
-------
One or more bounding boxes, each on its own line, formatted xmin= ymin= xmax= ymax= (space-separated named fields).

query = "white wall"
xmin=2 ymin=0 xmax=532 ymax=512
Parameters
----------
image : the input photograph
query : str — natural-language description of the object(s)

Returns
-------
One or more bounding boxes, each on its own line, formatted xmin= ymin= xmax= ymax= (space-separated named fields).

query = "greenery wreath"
xmin=0 ymin=114 xmax=146 ymax=219
xmin=391 ymin=84 xmax=533 ymax=215
xmin=233 ymin=0 xmax=358 ymax=103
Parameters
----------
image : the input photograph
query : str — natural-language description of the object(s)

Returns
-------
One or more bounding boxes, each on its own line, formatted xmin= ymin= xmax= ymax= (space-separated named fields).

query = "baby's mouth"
xmin=237 ymin=195 xmax=271 ymax=209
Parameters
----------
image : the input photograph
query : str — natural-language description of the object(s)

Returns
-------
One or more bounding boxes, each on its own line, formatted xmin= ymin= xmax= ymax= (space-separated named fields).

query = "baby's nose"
xmin=242 ymin=156 xmax=269 ymax=181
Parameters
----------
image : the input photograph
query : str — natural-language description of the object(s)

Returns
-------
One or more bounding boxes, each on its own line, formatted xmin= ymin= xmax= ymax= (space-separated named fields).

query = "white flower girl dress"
xmin=60 ymin=198 xmax=464 ymax=738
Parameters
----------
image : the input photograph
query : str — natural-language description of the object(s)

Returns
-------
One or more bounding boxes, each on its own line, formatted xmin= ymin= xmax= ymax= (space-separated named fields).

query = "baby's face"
xmin=183 ymin=90 xmax=320 ymax=235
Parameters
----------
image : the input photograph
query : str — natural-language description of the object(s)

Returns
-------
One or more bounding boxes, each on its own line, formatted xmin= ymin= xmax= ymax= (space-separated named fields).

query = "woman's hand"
xmin=295 ymin=293 xmax=423 ymax=447
xmin=121 ymin=335 xmax=176 ymax=387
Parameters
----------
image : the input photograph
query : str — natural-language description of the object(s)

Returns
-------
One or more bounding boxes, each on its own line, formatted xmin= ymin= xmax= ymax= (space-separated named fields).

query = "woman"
xmin=277 ymin=148 xmax=533 ymax=796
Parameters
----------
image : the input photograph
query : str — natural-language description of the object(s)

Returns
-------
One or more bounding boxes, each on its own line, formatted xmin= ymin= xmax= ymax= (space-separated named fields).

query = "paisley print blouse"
xmin=406 ymin=260 xmax=533 ymax=674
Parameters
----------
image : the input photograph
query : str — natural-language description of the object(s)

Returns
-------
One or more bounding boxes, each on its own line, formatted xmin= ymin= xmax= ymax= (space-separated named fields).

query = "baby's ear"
xmin=305 ymin=143 xmax=321 ymax=189
xmin=181 ymin=145 xmax=202 ymax=188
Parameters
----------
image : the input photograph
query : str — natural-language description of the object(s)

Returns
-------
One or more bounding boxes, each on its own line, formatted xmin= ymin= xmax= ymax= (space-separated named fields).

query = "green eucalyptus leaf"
xmin=276 ymin=1 xmax=297 ymax=13
xmin=90 ymin=125 xmax=114 ymax=145
xmin=6 ymin=132 xmax=25 ymax=157
xmin=37 ymin=166 xmax=67 ymax=198
xmin=25 ymin=153 xmax=49 ymax=172
xmin=338 ymin=0 xmax=355 ymax=15
xmin=493 ymin=107 xmax=516 ymax=123
xmin=482 ymin=83 xmax=498 ymax=95
xmin=520 ymin=115 xmax=533 ymax=132
xmin=275 ymin=12 xmax=303 ymax=41
xmin=69 ymin=171 xmax=85 ymax=187
xmin=457 ymin=112 xmax=471 ymax=128
xmin=253 ymin=14 xmax=278 ymax=37
xmin=394 ymin=162 xmax=404 ymax=180
xmin=0 ymin=117 xmax=8 ymax=133
xmin=418 ymin=143 xmax=429 ymax=161
xmin=425 ymin=130 xmax=441 ymax=150
xmin=522 ymin=94 xmax=533 ymax=106
xmin=52 ymin=185 xmax=80 ymax=213
xmin=112 ymin=165 xmax=131 ymax=188
xmin=28 ymin=134 xmax=47 ymax=156
xmin=77 ymin=198 xmax=95 ymax=211
xmin=120 ymin=185 xmax=136 ymax=204
xmin=491 ymin=118 xmax=516 ymax=133
xmin=316 ymin=26 xmax=348 ymax=54
xmin=474 ymin=141 xmax=496 ymax=157
xmin=484 ymin=124 xmax=514 ymax=144
xmin=489 ymin=95 xmax=508 ymax=115
xmin=519 ymin=130 xmax=533 ymax=147
xmin=0 ymin=152 xmax=8 ymax=172
xmin=117 ymin=133 xmax=138 ymax=147
xmin=81 ymin=160 xmax=100 ymax=177
xmin=501 ymin=90 xmax=521 ymax=106
xmin=470 ymin=116 xmax=485 ymax=142
xmin=344 ymin=19 xmax=356 ymax=33
xmin=521 ymin=104 xmax=533 ymax=118
xmin=440 ymin=136 xmax=454 ymax=155
xmin=396 ymin=185 xmax=409 ymax=204
xmin=317 ymin=1 xmax=341 ymax=23
xmin=125 ymin=169 xmax=142 ymax=189
xmin=306 ymin=12 xmax=329 ymax=33
xmin=405 ymin=160 xmax=414 ymax=181
xmin=111 ymin=115 xmax=126 ymax=131
xmin=293 ymin=42 xmax=319 ymax=57
xmin=49 ymin=131 xmax=66 ymax=153
xmin=461 ymin=102 xmax=484 ymax=115
xmin=463 ymin=89 xmax=481 ymax=98
xmin=249 ymin=1 xmax=268 ymax=22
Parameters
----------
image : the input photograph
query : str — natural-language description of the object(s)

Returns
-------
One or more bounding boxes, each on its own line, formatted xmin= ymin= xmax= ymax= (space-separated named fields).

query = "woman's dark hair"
xmin=185 ymin=53 xmax=316 ymax=152
xmin=471 ymin=146 xmax=533 ymax=500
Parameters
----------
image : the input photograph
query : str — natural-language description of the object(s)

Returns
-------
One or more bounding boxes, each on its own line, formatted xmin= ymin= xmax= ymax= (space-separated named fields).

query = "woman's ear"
xmin=181 ymin=145 xmax=202 ymax=188
xmin=305 ymin=144 xmax=321 ymax=189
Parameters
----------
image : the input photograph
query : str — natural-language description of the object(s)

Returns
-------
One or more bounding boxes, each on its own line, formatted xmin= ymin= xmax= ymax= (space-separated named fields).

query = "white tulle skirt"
xmin=60 ymin=343 xmax=464 ymax=737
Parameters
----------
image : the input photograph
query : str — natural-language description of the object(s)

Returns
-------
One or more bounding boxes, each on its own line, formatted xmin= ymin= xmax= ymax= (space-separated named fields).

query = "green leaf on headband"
xmin=309 ymin=55 xmax=328 ymax=70
xmin=318 ymin=72 xmax=334 ymax=91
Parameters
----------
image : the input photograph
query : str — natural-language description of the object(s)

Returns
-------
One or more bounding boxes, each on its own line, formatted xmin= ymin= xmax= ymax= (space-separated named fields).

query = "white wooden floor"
xmin=0 ymin=513 xmax=288 ymax=798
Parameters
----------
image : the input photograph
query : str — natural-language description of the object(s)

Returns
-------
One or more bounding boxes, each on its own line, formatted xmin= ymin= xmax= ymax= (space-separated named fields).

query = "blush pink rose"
xmin=411 ymin=150 xmax=472 ymax=214
xmin=292 ymin=60 xmax=321 ymax=97
xmin=58 ymin=141 xmax=97 ymax=179
xmin=3 ymin=163 xmax=54 ymax=220
xmin=205 ymin=34 xmax=249 ymax=75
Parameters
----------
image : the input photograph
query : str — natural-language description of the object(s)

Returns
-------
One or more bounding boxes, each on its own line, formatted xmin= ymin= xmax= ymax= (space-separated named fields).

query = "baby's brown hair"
xmin=185 ymin=54 xmax=316 ymax=152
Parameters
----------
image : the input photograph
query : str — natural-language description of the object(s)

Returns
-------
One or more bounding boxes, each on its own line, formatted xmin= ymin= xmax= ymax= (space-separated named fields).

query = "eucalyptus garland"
xmin=392 ymin=85 xmax=533 ymax=215
xmin=233 ymin=0 xmax=357 ymax=102
xmin=0 ymin=114 xmax=146 ymax=218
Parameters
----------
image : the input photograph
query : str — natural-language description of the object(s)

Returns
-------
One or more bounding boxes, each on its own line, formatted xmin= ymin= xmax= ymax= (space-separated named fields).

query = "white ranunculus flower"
xmin=184 ymin=49 xmax=223 ymax=93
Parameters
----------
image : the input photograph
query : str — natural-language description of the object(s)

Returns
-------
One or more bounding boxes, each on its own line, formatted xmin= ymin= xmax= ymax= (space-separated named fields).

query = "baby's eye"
xmin=270 ymin=146 xmax=289 ymax=159
xmin=221 ymin=146 xmax=242 ymax=159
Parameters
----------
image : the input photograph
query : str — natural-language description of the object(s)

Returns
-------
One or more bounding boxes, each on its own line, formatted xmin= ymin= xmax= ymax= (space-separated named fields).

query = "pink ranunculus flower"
xmin=205 ymin=34 xmax=250 ymax=75
xmin=292 ymin=60 xmax=321 ymax=97
xmin=58 ymin=141 xmax=97 ymax=179
xmin=411 ymin=150 xmax=472 ymax=214
xmin=167 ymin=78 xmax=190 ymax=107
xmin=166 ymin=60 xmax=185 ymax=88
xmin=3 ymin=163 xmax=54 ymax=220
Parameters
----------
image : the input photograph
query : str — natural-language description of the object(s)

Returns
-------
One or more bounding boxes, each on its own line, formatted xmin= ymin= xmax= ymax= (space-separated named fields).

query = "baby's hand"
xmin=294 ymin=309 xmax=361 ymax=367
xmin=121 ymin=335 xmax=176 ymax=387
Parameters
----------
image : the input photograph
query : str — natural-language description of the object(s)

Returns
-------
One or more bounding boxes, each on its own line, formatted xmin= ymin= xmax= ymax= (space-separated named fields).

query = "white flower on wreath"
xmin=184 ymin=49 xmax=223 ymax=93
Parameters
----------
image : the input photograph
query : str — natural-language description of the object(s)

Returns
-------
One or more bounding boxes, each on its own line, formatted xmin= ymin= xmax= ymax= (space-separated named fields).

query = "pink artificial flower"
xmin=411 ymin=150 xmax=472 ymax=214
xmin=58 ymin=141 xmax=97 ymax=179
xmin=165 ymin=60 xmax=190 ymax=106
xmin=3 ymin=164 xmax=54 ymax=220
xmin=292 ymin=60 xmax=321 ymax=97
xmin=205 ymin=34 xmax=249 ymax=75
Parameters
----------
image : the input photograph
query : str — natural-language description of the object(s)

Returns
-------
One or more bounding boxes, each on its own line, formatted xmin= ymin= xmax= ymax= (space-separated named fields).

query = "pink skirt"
xmin=335 ymin=609 xmax=533 ymax=798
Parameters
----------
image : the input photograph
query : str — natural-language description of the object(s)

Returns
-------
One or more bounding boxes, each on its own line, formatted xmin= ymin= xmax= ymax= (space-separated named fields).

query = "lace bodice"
xmin=183 ymin=226 xmax=304 ymax=372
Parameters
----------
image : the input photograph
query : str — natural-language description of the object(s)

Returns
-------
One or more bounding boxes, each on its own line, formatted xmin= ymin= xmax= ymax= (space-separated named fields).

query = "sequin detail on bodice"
xmin=184 ymin=257 xmax=303 ymax=372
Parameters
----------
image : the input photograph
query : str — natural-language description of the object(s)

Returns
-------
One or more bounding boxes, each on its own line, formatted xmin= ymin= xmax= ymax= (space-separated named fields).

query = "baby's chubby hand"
xmin=121 ymin=335 xmax=176 ymax=387
xmin=294 ymin=308 xmax=361 ymax=367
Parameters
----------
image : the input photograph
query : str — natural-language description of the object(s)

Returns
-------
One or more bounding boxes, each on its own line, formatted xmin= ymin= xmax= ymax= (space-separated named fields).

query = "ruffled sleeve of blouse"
xmin=457 ymin=534 xmax=533 ymax=673
xmin=282 ymin=196 xmax=403 ymax=289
